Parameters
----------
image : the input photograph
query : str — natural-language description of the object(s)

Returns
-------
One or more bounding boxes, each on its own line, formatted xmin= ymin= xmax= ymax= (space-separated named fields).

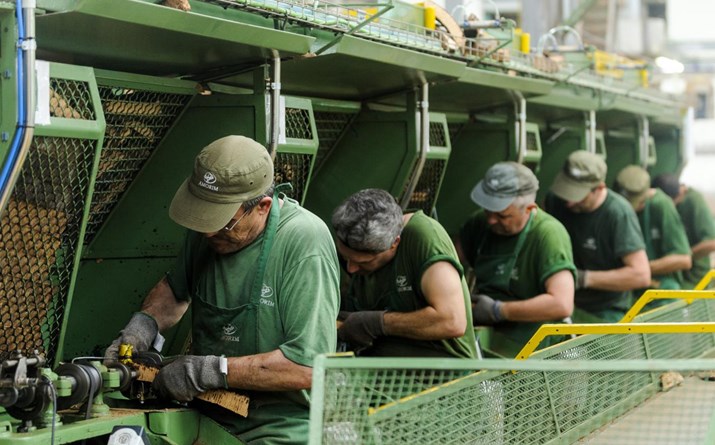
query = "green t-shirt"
xmin=636 ymin=189 xmax=691 ymax=292
xmin=545 ymin=190 xmax=645 ymax=317
xmin=167 ymin=198 xmax=340 ymax=442
xmin=677 ymin=188 xmax=715 ymax=288
xmin=459 ymin=208 xmax=576 ymax=350
xmin=343 ymin=211 xmax=477 ymax=359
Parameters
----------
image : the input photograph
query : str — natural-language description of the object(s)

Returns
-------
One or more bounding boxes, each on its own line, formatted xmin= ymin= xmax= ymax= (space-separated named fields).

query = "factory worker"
xmin=455 ymin=162 xmax=575 ymax=357
xmin=331 ymin=188 xmax=477 ymax=358
xmin=652 ymin=173 xmax=715 ymax=289
xmin=615 ymin=166 xmax=691 ymax=304
xmin=545 ymin=151 xmax=650 ymax=322
xmin=106 ymin=135 xmax=340 ymax=444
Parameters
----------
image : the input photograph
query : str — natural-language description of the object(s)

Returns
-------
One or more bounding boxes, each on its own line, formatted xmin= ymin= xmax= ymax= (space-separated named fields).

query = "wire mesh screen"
xmin=0 ymin=137 xmax=96 ymax=364
xmin=403 ymin=159 xmax=446 ymax=214
xmin=312 ymin=358 xmax=715 ymax=445
xmin=274 ymin=151 xmax=313 ymax=204
xmin=526 ymin=131 xmax=538 ymax=152
xmin=83 ymin=87 xmax=192 ymax=243
xmin=313 ymin=111 xmax=354 ymax=171
xmin=50 ymin=78 xmax=96 ymax=120
xmin=429 ymin=122 xmax=447 ymax=147
xmin=643 ymin=301 xmax=715 ymax=359
xmin=285 ymin=107 xmax=313 ymax=140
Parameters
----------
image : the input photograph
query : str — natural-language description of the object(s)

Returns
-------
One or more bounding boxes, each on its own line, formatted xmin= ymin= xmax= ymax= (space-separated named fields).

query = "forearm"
xmin=585 ymin=267 xmax=650 ymax=291
xmin=140 ymin=277 xmax=189 ymax=331
xmin=226 ymin=349 xmax=312 ymax=391
xmin=692 ymin=239 xmax=715 ymax=260
xmin=384 ymin=307 xmax=466 ymax=340
xmin=649 ymin=254 xmax=692 ymax=276
xmin=501 ymin=294 xmax=573 ymax=322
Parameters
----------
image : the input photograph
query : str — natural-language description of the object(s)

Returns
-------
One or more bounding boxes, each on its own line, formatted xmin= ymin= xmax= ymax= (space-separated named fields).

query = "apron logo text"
xmin=221 ymin=324 xmax=240 ymax=342
xmin=260 ymin=284 xmax=275 ymax=306
xmin=396 ymin=275 xmax=412 ymax=292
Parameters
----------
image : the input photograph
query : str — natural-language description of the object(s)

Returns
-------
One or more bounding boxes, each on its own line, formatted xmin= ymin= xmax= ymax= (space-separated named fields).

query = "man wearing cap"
xmin=653 ymin=173 xmax=715 ymax=289
xmin=331 ymin=188 xmax=477 ymax=358
xmin=455 ymin=162 xmax=576 ymax=357
xmin=105 ymin=135 xmax=340 ymax=444
xmin=545 ymin=151 xmax=651 ymax=322
xmin=615 ymin=166 xmax=691 ymax=299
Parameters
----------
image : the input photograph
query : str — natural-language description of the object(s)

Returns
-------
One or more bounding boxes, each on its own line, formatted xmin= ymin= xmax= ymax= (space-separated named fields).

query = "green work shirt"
xmin=635 ymin=189 xmax=691 ymax=295
xmin=167 ymin=198 xmax=340 ymax=444
xmin=545 ymin=190 xmax=645 ymax=320
xmin=342 ymin=211 xmax=477 ymax=359
xmin=677 ymin=188 xmax=715 ymax=288
xmin=459 ymin=208 xmax=576 ymax=354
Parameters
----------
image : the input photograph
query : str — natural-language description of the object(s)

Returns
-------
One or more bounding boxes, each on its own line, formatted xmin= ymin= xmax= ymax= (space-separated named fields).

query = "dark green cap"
xmin=169 ymin=135 xmax=273 ymax=233
xmin=615 ymin=165 xmax=651 ymax=209
xmin=550 ymin=151 xmax=607 ymax=202
xmin=470 ymin=162 xmax=539 ymax=212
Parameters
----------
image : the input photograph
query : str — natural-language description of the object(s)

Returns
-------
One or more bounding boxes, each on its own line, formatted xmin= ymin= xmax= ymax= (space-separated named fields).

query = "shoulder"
xmin=604 ymin=190 xmax=637 ymax=217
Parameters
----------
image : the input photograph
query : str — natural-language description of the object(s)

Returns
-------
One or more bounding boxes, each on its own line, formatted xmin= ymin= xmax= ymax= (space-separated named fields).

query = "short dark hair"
xmin=651 ymin=174 xmax=680 ymax=200
xmin=331 ymin=189 xmax=403 ymax=253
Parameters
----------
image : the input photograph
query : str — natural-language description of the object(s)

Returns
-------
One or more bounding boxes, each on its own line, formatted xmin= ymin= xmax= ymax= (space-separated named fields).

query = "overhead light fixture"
xmin=655 ymin=56 xmax=685 ymax=74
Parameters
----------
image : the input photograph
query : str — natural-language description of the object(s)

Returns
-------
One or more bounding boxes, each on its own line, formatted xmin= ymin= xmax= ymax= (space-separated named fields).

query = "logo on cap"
xmin=489 ymin=178 xmax=500 ymax=188
xmin=198 ymin=171 xmax=219 ymax=192
xmin=570 ymin=167 xmax=585 ymax=178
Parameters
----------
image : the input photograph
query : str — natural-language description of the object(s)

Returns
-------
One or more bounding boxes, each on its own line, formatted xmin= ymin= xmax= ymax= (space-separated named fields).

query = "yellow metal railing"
xmin=515 ymin=322 xmax=715 ymax=360
xmin=695 ymin=269 xmax=715 ymax=290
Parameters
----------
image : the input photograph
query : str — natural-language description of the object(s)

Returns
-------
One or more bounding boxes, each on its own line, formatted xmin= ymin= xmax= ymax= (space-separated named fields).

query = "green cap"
xmin=169 ymin=135 xmax=273 ymax=233
xmin=470 ymin=162 xmax=539 ymax=212
xmin=550 ymin=151 xmax=607 ymax=202
xmin=615 ymin=165 xmax=651 ymax=209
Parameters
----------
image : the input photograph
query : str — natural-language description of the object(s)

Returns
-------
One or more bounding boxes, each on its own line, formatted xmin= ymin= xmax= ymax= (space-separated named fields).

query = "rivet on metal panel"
xmin=1 ymin=132 xmax=8 ymax=142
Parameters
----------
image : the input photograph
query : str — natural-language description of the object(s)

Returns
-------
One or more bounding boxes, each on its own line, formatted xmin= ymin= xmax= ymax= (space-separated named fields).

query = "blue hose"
xmin=0 ymin=0 xmax=27 ymax=195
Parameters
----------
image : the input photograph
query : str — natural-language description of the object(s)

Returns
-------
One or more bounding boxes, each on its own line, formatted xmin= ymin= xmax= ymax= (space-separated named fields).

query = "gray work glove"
xmin=337 ymin=311 xmax=386 ymax=350
xmin=576 ymin=269 xmax=588 ymax=290
xmin=153 ymin=355 xmax=227 ymax=402
xmin=471 ymin=294 xmax=504 ymax=326
xmin=104 ymin=312 xmax=159 ymax=364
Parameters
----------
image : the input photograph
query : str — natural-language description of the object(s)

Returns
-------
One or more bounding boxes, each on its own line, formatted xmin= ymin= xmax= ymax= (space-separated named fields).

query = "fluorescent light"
xmin=655 ymin=56 xmax=685 ymax=74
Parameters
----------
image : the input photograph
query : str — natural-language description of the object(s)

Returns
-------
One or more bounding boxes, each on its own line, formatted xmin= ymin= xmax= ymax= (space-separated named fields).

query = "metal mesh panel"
xmin=643 ymin=301 xmax=715 ymax=359
xmin=50 ymin=78 xmax=95 ymax=120
xmin=274 ymin=151 xmax=313 ymax=203
xmin=83 ymin=87 xmax=192 ymax=243
xmin=285 ymin=107 xmax=313 ymax=140
xmin=314 ymin=359 xmax=715 ymax=445
xmin=526 ymin=131 xmax=538 ymax=151
xmin=313 ymin=111 xmax=353 ymax=171
xmin=0 ymin=137 xmax=96 ymax=364
xmin=429 ymin=122 xmax=447 ymax=147
xmin=404 ymin=159 xmax=446 ymax=214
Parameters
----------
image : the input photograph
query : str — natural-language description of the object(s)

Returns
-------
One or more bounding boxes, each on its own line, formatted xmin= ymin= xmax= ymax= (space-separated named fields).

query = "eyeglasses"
xmin=222 ymin=207 xmax=251 ymax=231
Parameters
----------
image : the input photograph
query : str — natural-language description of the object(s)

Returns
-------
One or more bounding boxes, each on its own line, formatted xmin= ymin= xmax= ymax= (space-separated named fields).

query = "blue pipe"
xmin=0 ymin=0 xmax=28 ymax=195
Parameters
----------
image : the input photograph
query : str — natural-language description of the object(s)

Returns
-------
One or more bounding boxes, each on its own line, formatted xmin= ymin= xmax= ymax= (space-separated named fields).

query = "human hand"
xmin=153 ymin=355 xmax=227 ymax=402
xmin=337 ymin=311 xmax=386 ymax=350
xmin=104 ymin=312 xmax=159 ymax=364
xmin=471 ymin=294 xmax=504 ymax=325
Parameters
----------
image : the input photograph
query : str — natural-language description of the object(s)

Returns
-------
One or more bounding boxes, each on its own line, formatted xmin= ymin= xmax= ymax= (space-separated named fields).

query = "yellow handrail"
xmin=695 ymin=269 xmax=715 ymax=290
xmin=516 ymin=322 xmax=715 ymax=360
xmin=619 ymin=289 xmax=715 ymax=323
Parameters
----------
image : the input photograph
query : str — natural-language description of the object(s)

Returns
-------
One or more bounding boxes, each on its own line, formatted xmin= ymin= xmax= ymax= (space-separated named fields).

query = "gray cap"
xmin=550 ymin=151 xmax=607 ymax=202
xmin=169 ymin=135 xmax=273 ymax=233
xmin=470 ymin=162 xmax=539 ymax=212
xmin=615 ymin=165 xmax=651 ymax=209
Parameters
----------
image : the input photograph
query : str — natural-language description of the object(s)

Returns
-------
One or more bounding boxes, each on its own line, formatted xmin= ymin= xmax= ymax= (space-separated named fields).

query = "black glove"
xmin=153 ymin=355 xmax=227 ymax=402
xmin=104 ymin=312 xmax=159 ymax=364
xmin=337 ymin=311 xmax=386 ymax=350
xmin=576 ymin=269 xmax=588 ymax=290
xmin=471 ymin=294 xmax=504 ymax=326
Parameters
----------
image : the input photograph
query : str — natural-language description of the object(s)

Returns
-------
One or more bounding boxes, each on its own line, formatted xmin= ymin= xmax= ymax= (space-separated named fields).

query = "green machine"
xmin=0 ymin=0 xmax=693 ymax=443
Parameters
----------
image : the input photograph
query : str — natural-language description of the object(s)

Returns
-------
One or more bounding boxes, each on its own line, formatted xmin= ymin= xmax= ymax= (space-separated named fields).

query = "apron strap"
xmin=250 ymin=189 xmax=282 ymax=303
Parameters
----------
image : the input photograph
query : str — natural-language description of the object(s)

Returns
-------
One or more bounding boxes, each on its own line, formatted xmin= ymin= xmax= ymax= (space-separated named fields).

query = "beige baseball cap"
xmin=550 ymin=151 xmax=607 ymax=202
xmin=169 ymin=135 xmax=273 ymax=233
xmin=615 ymin=165 xmax=651 ymax=209
xmin=470 ymin=162 xmax=539 ymax=212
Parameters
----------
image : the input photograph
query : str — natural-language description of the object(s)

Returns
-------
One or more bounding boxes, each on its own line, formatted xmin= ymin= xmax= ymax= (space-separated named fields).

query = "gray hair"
xmin=332 ymin=189 xmax=403 ymax=253
xmin=243 ymin=182 xmax=275 ymax=212
xmin=512 ymin=192 xmax=537 ymax=210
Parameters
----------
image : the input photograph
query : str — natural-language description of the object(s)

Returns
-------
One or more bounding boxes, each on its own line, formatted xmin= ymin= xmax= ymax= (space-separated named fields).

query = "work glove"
xmin=104 ymin=312 xmax=159 ymax=364
xmin=471 ymin=294 xmax=504 ymax=326
xmin=153 ymin=355 xmax=227 ymax=402
xmin=337 ymin=311 xmax=386 ymax=350
xmin=576 ymin=269 xmax=588 ymax=290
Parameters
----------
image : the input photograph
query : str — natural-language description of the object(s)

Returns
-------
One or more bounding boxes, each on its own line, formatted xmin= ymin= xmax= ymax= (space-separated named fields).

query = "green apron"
xmin=638 ymin=199 xmax=680 ymax=309
xmin=191 ymin=190 xmax=310 ymax=445
xmin=474 ymin=212 xmax=564 ymax=357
